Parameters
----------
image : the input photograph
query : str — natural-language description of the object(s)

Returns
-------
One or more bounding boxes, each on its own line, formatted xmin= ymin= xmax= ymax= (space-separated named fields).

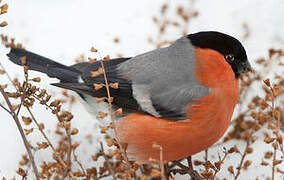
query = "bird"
xmin=7 ymin=31 xmax=251 ymax=163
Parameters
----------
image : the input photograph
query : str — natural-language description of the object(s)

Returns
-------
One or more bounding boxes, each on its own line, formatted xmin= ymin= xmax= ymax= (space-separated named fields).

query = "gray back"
xmin=118 ymin=37 xmax=209 ymax=118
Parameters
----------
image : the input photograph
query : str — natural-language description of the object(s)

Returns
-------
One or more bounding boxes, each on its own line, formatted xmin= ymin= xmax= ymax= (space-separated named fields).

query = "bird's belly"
xmin=116 ymin=86 xmax=239 ymax=163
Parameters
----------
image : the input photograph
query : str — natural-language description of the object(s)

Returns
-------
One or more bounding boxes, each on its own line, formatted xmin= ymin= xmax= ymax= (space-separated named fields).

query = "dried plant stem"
xmin=154 ymin=144 xmax=166 ymax=180
xmin=0 ymin=102 xmax=10 ymax=113
xmin=204 ymin=149 xmax=208 ymax=172
xmin=0 ymin=62 xmax=18 ymax=90
xmin=0 ymin=86 xmax=40 ymax=180
xmin=272 ymin=147 xmax=277 ymax=180
xmin=30 ymin=95 xmax=76 ymax=178
xmin=72 ymin=150 xmax=86 ymax=177
xmin=100 ymin=142 xmax=116 ymax=179
xmin=234 ymin=139 xmax=250 ymax=180
xmin=63 ymin=128 xmax=72 ymax=178
xmin=26 ymin=106 xmax=56 ymax=151
xmin=99 ymin=60 xmax=132 ymax=178
xmin=212 ymin=151 xmax=229 ymax=179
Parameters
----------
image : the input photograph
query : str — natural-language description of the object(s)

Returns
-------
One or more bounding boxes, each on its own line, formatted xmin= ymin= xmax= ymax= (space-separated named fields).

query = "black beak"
xmin=239 ymin=60 xmax=252 ymax=74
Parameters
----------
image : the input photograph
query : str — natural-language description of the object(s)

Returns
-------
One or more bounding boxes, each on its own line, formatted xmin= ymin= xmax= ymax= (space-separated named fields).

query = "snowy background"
xmin=0 ymin=0 xmax=284 ymax=179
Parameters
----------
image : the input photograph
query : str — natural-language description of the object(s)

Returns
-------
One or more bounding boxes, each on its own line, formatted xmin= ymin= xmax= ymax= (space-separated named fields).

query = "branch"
xmin=0 ymin=86 xmax=40 ymax=180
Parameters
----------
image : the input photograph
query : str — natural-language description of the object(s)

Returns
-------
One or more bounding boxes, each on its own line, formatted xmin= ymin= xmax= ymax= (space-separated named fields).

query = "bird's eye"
xmin=225 ymin=54 xmax=235 ymax=62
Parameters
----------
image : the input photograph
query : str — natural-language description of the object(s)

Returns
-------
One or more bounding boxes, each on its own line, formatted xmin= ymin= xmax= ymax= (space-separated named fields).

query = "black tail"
xmin=7 ymin=48 xmax=81 ymax=82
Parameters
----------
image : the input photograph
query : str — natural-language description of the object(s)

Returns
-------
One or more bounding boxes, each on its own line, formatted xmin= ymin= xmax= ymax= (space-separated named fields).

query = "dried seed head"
xmin=246 ymin=147 xmax=253 ymax=154
xmin=0 ymin=4 xmax=8 ymax=14
xmin=113 ymin=37 xmax=120 ymax=43
xmin=1 ymin=84 xmax=7 ymax=89
xmin=115 ymin=108 xmax=123 ymax=116
xmin=243 ymin=160 xmax=252 ymax=170
xmin=88 ymin=57 xmax=97 ymax=64
xmin=91 ymin=155 xmax=99 ymax=161
xmin=72 ymin=141 xmax=80 ymax=149
xmin=273 ymin=160 xmax=282 ymax=166
xmin=24 ymin=128 xmax=33 ymax=135
xmin=272 ymin=84 xmax=280 ymax=97
xmin=94 ymin=97 xmax=105 ymax=103
xmin=109 ymin=82 xmax=119 ymax=89
xmin=71 ymin=128 xmax=79 ymax=135
xmin=194 ymin=160 xmax=203 ymax=166
xmin=264 ymin=136 xmax=275 ymax=144
xmin=99 ymin=111 xmax=108 ymax=119
xmin=32 ymin=77 xmax=41 ymax=82
xmin=20 ymin=56 xmax=27 ymax=65
xmin=16 ymin=168 xmax=26 ymax=177
xmin=91 ymin=70 xmax=102 ymax=78
xmin=106 ymin=138 xmax=114 ymax=147
xmin=90 ymin=47 xmax=98 ymax=52
xmin=0 ymin=21 xmax=8 ymax=27
xmin=93 ymin=83 xmax=104 ymax=90
xmin=263 ymin=79 xmax=271 ymax=87
xmin=108 ymin=97 xmax=114 ymax=103
xmin=264 ymin=151 xmax=273 ymax=159
xmin=108 ymin=149 xmax=117 ymax=157
xmin=228 ymin=166 xmax=234 ymax=175
xmin=37 ymin=142 xmax=49 ymax=149
xmin=103 ymin=55 xmax=110 ymax=61
xmin=261 ymin=161 xmax=269 ymax=166
xmin=21 ymin=116 xmax=32 ymax=126
xmin=99 ymin=126 xmax=109 ymax=133
xmin=215 ymin=161 xmax=222 ymax=170
xmin=24 ymin=65 xmax=29 ymax=73
xmin=150 ymin=168 xmax=161 ymax=178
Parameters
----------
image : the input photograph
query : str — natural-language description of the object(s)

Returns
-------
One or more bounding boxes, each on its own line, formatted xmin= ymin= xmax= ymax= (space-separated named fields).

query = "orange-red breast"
xmin=7 ymin=31 xmax=251 ymax=163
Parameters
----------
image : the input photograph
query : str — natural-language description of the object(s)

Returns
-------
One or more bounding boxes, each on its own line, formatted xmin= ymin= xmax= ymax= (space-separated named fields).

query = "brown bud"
xmin=115 ymin=108 xmax=123 ymax=116
xmin=71 ymin=128 xmax=79 ymax=135
xmin=246 ymin=147 xmax=253 ymax=154
xmin=32 ymin=77 xmax=41 ymax=82
xmin=150 ymin=168 xmax=161 ymax=178
xmin=20 ymin=56 xmax=27 ymax=65
xmin=93 ymin=83 xmax=103 ymax=90
xmin=90 ymin=47 xmax=98 ymax=52
xmin=228 ymin=166 xmax=234 ymax=175
xmin=94 ymin=97 xmax=105 ymax=103
xmin=103 ymin=55 xmax=110 ymax=61
xmin=273 ymin=160 xmax=282 ymax=166
xmin=88 ymin=57 xmax=97 ymax=64
xmin=22 ymin=116 xmax=32 ymax=126
xmin=263 ymin=79 xmax=271 ymax=87
xmin=261 ymin=161 xmax=269 ymax=166
xmin=243 ymin=160 xmax=252 ymax=170
xmin=108 ymin=97 xmax=113 ymax=103
xmin=0 ymin=4 xmax=8 ymax=14
xmin=99 ymin=111 xmax=107 ymax=119
xmin=24 ymin=128 xmax=33 ymax=135
xmin=110 ymin=82 xmax=119 ymax=89
xmin=0 ymin=21 xmax=8 ymax=27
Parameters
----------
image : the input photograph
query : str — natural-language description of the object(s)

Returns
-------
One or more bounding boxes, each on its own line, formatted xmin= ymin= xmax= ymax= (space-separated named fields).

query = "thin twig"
xmin=0 ymin=86 xmax=40 ymax=180
xmin=234 ymin=139 xmax=250 ymax=180
xmin=31 ymin=94 xmax=76 ymax=178
xmin=212 ymin=151 xmax=229 ymax=179
xmin=153 ymin=144 xmax=166 ymax=180
xmin=0 ymin=102 xmax=10 ymax=113
xmin=100 ymin=142 xmax=116 ymax=179
xmin=99 ymin=60 xmax=132 ymax=178
xmin=26 ymin=106 xmax=56 ymax=151
xmin=72 ymin=150 xmax=87 ymax=177
xmin=0 ymin=62 xmax=18 ymax=90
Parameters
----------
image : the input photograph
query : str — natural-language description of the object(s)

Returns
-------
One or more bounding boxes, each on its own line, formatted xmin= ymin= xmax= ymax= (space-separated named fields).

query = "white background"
xmin=0 ymin=0 xmax=284 ymax=179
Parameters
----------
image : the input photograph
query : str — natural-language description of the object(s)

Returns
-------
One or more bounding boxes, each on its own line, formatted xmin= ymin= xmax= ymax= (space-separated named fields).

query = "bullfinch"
xmin=7 ymin=31 xmax=251 ymax=163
